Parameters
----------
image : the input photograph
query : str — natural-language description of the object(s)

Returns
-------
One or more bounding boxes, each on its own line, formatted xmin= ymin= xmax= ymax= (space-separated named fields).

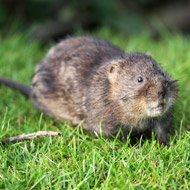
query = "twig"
xmin=1 ymin=131 xmax=62 ymax=143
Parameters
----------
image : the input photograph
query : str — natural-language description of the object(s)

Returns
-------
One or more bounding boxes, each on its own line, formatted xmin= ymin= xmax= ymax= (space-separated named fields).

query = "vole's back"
xmin=31 ymin=36 xmax=124 ymax=124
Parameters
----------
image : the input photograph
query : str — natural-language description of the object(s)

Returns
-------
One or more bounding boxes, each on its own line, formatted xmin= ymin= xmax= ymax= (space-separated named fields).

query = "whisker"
xmin=168 ymin=80 xmax=178 ymax=84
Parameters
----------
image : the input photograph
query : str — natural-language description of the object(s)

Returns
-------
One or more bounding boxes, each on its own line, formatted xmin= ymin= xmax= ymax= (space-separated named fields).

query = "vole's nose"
xmin=158 ymin=86 xmax=167 ymax=99
xmin=158 ymin=89 xmax=166 ymax=106
xmin=158 ymin=90 xmax=166 ymax=97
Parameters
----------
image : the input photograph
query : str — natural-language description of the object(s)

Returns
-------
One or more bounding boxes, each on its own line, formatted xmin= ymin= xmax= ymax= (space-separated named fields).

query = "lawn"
xmin=0 ymin=29 xmax=190 ymax=189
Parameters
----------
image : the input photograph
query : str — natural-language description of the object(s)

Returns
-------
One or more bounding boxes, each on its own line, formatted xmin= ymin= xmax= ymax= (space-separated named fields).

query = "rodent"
xmin=0 ymin=36 xmax=178 ymax=145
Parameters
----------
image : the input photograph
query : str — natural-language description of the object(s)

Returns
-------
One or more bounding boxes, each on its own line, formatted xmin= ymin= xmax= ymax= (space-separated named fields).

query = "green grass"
xmin=0 ymin=30 xmax=190 ymax=189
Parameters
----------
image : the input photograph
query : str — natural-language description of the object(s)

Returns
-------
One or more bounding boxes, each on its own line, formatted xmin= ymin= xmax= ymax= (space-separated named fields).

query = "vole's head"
xmin=107 ymin=52 xmax=178 ymax=125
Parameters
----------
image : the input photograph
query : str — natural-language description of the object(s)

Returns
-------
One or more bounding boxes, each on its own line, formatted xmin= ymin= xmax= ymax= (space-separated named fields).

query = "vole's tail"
xmin=0 ymin=77 xmax=31 ymax=97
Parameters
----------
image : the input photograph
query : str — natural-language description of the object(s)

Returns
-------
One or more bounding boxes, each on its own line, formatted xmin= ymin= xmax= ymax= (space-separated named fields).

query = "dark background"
xmin=0 ymin=0 xmax=190 ymax=41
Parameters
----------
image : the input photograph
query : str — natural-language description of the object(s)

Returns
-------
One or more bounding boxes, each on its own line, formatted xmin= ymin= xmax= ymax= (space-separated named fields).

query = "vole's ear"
xmin=109 ymin=64 xmax=118 ymax=73
xmin=107 ymin=62 xmax=120 ymax=83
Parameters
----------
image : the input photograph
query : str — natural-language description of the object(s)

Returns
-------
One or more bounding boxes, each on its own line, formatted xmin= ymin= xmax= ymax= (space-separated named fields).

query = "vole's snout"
xmin=145 ymin=82 xmax=171 ymax=117
xmin=157 ymin=86 xmax=167 ymax=106
xmin=158 ymin=88 xmax=167 ymax=104
xmin=158 ymin=89 xmax=166 ymax=98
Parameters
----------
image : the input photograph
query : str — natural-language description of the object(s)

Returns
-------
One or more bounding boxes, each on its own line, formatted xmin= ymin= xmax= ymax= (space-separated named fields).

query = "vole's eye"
xmin=138 ymin=77 xmax=143 ymax=83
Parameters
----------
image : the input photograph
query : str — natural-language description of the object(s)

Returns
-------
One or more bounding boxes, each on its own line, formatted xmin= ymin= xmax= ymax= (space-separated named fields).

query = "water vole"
xmin=0 ymin=36 xmax=178 ymax=145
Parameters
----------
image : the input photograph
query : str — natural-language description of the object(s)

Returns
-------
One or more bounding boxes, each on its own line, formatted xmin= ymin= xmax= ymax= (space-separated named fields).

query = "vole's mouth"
xmin=146 ymin=99 xmax=169 ymax=117
xmin=150 ymin=105 xmax=166 ymax=116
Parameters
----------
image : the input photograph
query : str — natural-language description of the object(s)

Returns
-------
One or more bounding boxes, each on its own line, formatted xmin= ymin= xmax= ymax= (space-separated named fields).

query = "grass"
xmin=0 ymin=29 xmax=190 ymax=189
